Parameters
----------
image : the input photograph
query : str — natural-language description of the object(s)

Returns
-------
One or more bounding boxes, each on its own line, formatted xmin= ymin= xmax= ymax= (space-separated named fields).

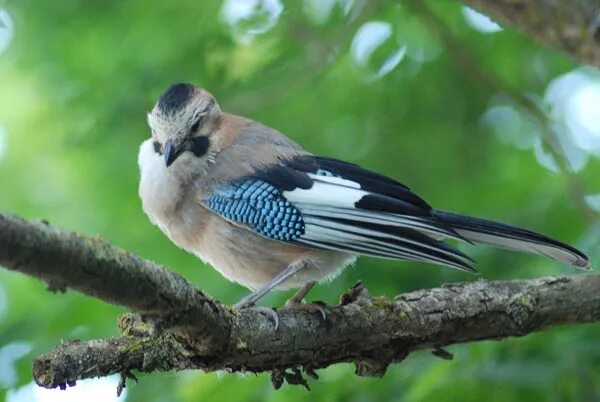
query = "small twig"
xmin=432 ymin=346 xmax=454 ymax=360
xmin=117 ymin=371 xmax=138 ymax=397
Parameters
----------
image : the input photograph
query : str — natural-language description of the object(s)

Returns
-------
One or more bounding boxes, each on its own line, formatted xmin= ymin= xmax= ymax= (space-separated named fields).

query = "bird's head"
xmin=148 ymin=83 xmax=222 ymax=167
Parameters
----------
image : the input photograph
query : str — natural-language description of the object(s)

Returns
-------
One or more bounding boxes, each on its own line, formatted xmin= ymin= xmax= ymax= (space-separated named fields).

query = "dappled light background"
xmin=1 ymin=1 xmax=599 ymax=401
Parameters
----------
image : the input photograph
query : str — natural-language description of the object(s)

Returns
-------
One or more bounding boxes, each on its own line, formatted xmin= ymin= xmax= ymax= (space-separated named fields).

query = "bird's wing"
xmin=202 ymin=155 xmax=475 ymax=272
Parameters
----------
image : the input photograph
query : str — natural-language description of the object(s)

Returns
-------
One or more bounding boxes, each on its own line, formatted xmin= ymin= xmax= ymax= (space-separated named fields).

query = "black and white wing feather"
xmin=204 ymin=155 xmax=589 ymax=271
xmin=205 ymin=155 xmax=476 ymax=272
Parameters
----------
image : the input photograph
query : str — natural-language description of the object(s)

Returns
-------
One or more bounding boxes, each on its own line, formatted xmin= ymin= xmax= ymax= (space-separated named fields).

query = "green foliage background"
xmin=0 ymin=1 xmax=599 ymax=401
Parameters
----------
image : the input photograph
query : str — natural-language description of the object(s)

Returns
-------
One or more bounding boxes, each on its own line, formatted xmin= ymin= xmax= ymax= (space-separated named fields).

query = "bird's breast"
xmin=138 ymin=139 xmax=355 ymax=291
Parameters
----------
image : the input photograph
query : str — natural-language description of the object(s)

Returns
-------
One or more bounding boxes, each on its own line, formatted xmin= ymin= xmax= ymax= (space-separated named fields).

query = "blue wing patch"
xmin=204 ymin=180 xmax=305 ymax=241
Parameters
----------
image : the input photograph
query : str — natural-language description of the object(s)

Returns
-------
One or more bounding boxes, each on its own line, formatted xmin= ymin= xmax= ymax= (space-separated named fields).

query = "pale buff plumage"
xmin=140 ymin=109 xmax=355 ymax=291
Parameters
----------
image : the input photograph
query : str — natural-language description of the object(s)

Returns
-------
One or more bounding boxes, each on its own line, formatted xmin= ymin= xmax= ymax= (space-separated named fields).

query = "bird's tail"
xmin=433 ymin=210 xmax=591 ymax=269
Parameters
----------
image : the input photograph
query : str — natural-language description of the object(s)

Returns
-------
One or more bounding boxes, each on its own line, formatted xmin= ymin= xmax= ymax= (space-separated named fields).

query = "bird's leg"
xmin=282 ymin=281 xmax=327 ymax=320
xmin=234 ymin=263 xmax=305 ymax=329
xmin=287 ymin=281 xmax=317 ymax=304
xmin=235 ymin=263 xmax=304 ymax=308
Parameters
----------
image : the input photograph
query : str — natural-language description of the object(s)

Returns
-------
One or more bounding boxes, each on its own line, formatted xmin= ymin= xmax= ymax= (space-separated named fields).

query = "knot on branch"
xmin=118 ymin=313 xmax=156 ymax=337
xmin=508 ymin=291 xmax=540 ymax=335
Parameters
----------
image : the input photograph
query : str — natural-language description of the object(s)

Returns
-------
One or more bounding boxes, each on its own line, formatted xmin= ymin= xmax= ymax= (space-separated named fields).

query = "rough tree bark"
xmin=1 ymin=212 xmax=598 ymax=391
xmin=461 ymin=0 xmax=600 ymax=67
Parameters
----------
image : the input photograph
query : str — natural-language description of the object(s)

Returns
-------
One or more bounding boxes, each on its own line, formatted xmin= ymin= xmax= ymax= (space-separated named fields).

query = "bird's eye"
xmin=152 ymin=140 xmax=163 ymax=155
xmin=191 ymin=119 xmax=200 ymax=133
xmin=190 ymin=136 xmax=209 ymax=157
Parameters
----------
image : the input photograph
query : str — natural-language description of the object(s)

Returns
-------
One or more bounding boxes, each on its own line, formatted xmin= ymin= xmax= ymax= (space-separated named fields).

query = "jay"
xmin=138 ymin=83 xmax=590 ymax=316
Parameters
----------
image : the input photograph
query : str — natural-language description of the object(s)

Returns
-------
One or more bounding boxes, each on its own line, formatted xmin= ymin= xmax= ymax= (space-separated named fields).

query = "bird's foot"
xmin=234 ymin=299 xmax=280 ymax=330
xmin=280 ymin=299 xmax=328 ymax=321
xmin=277 ymin=281 xmax=327 ymax=321
xmin=234 ymin=281 xmax=326 ymax=330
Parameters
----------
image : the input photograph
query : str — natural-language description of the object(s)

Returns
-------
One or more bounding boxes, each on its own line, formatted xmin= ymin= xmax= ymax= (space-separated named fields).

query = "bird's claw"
xmin=282 ymin=300 xmax=328 ymax=321
xmin=234 ymin=302 xmax=280 ymax=330
xmin=234 ymin=300 xmax=327 ymax=331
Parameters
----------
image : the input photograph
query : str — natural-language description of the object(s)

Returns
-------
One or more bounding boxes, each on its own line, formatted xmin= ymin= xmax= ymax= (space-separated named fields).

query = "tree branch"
xmin=1 ymin=212 xmax=598 ymax=390
xmin=460 ymin=0 xmax=600 ymax=67
xmin=0 ymin=212 xmax=230 ymax=348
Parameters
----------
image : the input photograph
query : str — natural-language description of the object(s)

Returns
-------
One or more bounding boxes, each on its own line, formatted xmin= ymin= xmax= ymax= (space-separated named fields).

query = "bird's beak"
xmin=164 ymin=138 xmax=186 ymax=167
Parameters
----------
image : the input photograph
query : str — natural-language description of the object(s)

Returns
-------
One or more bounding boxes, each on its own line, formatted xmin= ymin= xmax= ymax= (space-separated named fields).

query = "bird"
xmin=138 ymin=82 xmax=591 ymax=318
